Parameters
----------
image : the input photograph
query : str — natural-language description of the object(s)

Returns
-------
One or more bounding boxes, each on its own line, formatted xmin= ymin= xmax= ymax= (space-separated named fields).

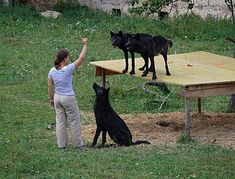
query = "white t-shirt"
xmin=48 ymin=63 xmax=76 ymax=96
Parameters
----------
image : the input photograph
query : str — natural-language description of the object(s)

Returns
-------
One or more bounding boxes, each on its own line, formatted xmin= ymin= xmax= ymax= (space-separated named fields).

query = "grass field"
xmin=0 ymin=4 xmax=235 ymax=178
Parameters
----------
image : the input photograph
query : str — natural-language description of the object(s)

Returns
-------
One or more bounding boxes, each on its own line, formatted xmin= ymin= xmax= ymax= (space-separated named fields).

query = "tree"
xmin=225 ymin=0 xmax=235 ymax=24
xmin=128 ymin=0 xmax=194 ymax=18
xmin=129 ymin=0 xmax=172 ymax=17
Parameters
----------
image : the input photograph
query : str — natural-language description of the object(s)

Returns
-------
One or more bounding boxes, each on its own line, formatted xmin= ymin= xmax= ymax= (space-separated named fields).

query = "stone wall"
xmin=78 ymin=0 xmax=130 ymax=14
xmin=77 ymin=0 xmax=233 ymax=19
xmin=168 ymin=0 xmax=232 ymax=19
xmin=0 ymin=0 xmax=58 ymax=9
xmin=29 ymin=0 xmax=57 ymax=9
xmin=1 ymin=0 xmax=232 ymax=19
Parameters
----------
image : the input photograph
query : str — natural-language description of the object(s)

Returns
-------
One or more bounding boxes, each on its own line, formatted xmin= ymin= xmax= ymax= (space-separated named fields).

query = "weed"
xmin=177 ymin=132 xmax=196 ymax=144
xmin=10 ymin=64 xmax=33 ymax=83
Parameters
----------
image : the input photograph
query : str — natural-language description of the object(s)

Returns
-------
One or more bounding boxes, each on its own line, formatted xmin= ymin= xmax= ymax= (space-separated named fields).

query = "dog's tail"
xmin=132 ymin=140 xmax=151 ymax=145
xmin=167 ymin=39 xmax=173 ymax=48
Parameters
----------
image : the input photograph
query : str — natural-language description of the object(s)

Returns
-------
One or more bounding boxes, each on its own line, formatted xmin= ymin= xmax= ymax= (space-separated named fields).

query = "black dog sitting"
xmin=126 ymin=33 xmax=173 ymax=80
xmin=91 ymin=82 xmax=150 ymax=147
xmin=110 ymin=31 xmax=151 ymax=75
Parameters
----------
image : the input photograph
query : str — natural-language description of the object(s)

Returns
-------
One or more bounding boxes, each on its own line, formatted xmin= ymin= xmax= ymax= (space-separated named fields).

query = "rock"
xmin=41 ymin=10 xmax=62 ymax=19
xmin=46 ymin=123 xmax=55 ymax=130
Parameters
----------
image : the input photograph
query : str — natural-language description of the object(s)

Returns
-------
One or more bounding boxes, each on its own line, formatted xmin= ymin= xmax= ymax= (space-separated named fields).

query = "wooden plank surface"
xmin=90 ymin=51 xmax=235 ymax=87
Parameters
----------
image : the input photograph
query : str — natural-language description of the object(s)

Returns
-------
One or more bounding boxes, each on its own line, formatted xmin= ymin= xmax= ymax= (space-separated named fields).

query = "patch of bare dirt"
xmin=81 ymin=112 xmax=235 ymax=150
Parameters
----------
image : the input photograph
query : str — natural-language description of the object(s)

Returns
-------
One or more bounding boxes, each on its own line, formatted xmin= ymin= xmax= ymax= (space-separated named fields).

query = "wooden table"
xmin=90 ymin=51 xmax=235 ymax=136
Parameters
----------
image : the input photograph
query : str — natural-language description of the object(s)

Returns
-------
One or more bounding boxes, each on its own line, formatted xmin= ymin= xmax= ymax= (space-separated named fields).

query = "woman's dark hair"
xmin=54 ymin=49 xmax=69 ymax=69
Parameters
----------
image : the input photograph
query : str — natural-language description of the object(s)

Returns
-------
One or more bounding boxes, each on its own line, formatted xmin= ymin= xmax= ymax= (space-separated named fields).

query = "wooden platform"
xmin=90 ymin=51 xmax=235 ymax=86
xmin=90 ymin=51 xmax=235 ymax=136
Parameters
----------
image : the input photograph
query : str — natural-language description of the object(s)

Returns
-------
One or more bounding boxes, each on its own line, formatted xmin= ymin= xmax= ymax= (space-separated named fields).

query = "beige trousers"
xmin=54 ymin=94 xmax=84 ymax=148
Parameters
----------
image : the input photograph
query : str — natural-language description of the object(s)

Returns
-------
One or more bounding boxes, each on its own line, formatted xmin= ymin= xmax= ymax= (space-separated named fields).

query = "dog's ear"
xmin=92 ymin=82 xmax=99 ymax=91
xmin=110 ymin=31 xmax=115 ymax=36
xmin=106 ymin=87 xmax=110 ymax=93
xmin=135 ymin=33 xmax=140 ymax=39
xmin=118 ymin=31 xmax=123 ymax=36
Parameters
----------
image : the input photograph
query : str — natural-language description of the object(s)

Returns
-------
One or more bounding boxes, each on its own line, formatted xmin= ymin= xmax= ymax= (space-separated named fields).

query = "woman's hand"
xmin=81 ymin=37 xmax=88 ymax=46
xmin=48 ymin=78 xmax=55 ymax=110
xmin=50 ymin=100 xmax=55 ymax=110
xmin=74 ymin=37 xmax=88 ymax=68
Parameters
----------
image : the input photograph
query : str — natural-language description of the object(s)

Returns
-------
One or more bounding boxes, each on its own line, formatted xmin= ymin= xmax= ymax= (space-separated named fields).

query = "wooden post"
xmin=230 ymin=42 xmax=235 ymax=111
xmin=101 ymin=68 xmax=106 ymax=88
xmin=197 ymin=98 xmax=202 ymax=113
xmin=184 ymin=98 xmax=192 ymax=136
xmin=227 ymin=37 xmax=235 ymax=112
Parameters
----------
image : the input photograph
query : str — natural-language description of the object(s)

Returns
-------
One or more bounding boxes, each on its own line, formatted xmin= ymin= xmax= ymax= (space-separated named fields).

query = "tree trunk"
xmin=1 ymin=0 xmax=10 ymax=6
xmin=231 ymin=0 xmax=235 ymax=24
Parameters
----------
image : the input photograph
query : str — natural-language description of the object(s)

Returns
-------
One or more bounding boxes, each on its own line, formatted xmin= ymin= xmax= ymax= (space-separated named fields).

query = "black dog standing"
xmin=110 ymin=31 xmax=134 ymax=74
xmin=91 ymin=82 xmax=150 ymax=147
xmin=126 ymin=33 xmax=173 ymax=80
xmin=110 ymin=31 xmax=151 ymax=75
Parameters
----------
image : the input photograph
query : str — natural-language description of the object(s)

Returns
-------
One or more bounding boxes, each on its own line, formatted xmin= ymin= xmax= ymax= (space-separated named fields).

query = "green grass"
xmin=0 ymin=4 xmax=235 ymax=178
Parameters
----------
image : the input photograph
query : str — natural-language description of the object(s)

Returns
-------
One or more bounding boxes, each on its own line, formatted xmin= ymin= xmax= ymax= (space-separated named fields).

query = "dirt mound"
xmin=81 ymin=112 xmax=235 ymax=149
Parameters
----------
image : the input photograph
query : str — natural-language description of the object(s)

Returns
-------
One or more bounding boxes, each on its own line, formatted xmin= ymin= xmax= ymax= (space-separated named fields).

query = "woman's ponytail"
xmin=54 ymin=58 xmax=59 ymax=69
xmin=54 ymin=49 xmax=69 ymax=69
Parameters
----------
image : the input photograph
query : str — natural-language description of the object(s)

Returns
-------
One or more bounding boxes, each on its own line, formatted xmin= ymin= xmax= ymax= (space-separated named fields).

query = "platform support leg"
xmin=197 ymin=98 xmax=201 ymax=113
xmin=228 ymin=94 xmax=235 ymax=112
xmin=101 ymin=69 xmax=106 ymax=88
xmin=184 ymin=98 xmax=192 ymax=137
xmin=228 ymin=39 xmax=235 ymax=112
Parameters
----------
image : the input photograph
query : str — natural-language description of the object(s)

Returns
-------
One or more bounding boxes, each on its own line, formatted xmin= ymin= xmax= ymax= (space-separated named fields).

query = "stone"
xmin=41 ymin=10 xmax=62 ymax=19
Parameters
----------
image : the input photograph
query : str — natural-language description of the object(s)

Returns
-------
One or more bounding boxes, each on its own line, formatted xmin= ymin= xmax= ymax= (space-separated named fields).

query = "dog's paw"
xmin=90 ymin=143 xmax=96 ymax=148
xmin=130 ymin=71 xmax=135 ymax=75
xmin=152 ymin=76 xmax=157 ymax=80
xmin=166 ymin=72 xmax=171 ymax=76
xmin=148 ymin=67 xmax=154 ymax=72
xmin=122 ymin=69 xmax=128 ymax=74
xmin=141 ymin=73 xmax=147 ymax=77
xmin=139 ymin=67 xmax=145 ymax=71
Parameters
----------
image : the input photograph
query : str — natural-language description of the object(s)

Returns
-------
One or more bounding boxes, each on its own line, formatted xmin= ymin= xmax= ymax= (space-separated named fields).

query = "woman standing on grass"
xmin=48 ymin=37 xmax=88 ymax=150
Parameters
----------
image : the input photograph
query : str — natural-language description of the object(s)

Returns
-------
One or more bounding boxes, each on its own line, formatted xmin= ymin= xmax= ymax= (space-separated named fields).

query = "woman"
xmin=48 ymin=37 xmax=88 ymax=149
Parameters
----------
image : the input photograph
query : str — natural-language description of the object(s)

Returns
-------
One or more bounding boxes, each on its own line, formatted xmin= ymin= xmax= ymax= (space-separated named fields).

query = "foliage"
xmin=128 ymin=0 xmax=195 ymax=17
xmin=177 ymin=133 xmax=196 ymax=144
xmin=0 ymin=5 xmax=235 ymax=178
xmin=53 ymin=0 xmax=81 ymax=12
xmin=128 ymin=0 xmax=173 ymax=16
